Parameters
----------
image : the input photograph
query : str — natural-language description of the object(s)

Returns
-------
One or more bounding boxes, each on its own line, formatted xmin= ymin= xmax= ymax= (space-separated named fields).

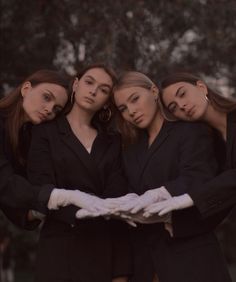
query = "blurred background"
xmin=1 ymin=0 xmax=236 ymax=281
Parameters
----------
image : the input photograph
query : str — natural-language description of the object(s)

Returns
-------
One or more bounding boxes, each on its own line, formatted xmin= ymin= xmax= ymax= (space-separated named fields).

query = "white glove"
xmin=103 ymin=193 xmax=139 ymax=211
xmin=76 ymin=209 xmax=137 ymax=227
xmin=48 ymin=189 xmax=109 ymax=214
xmin=144 ymin=194 xmax=194 ymax=217
xmin=116 ymin=186 xmax=171 ymax=214
xmin=118 ymin=211 xmax=171 ymax=224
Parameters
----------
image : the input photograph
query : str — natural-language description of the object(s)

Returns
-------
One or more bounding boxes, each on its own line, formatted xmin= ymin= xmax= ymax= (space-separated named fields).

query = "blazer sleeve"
xmin=164 ymin=123 xmax=218 ymax=196
xmin=0 ymin=119 xmax=53 ymax=212
xmin=162 ymin=123 xmax=228 ymax=238
xmin=27 ymin=124 xmax=78 ymax=225
xmin=189 ymin=169 xmax=236 ymax=217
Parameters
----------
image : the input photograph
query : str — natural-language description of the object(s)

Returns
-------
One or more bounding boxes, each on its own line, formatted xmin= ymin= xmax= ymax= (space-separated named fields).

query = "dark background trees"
xmin=1 ymin=0 xmax=236 ymax=280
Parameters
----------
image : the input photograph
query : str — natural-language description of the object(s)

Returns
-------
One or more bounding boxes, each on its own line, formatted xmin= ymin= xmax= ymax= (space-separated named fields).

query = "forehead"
xmin=114 ymin=86 xmax=148 ymax=103
xmin=82 ymin=68 xmax=113 ymax=86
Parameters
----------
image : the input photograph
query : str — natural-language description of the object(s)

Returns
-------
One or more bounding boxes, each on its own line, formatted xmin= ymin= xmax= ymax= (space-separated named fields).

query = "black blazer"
xmin=27 ymin=115 xmax=131 ymax=282
xmin=190 ymin=110 xmax=236 ymax=217
xmin=0 ymin=117 xmax=53 ymax=212
xmin=0 ymin=116 xmax=53 ymax=229
xmin=123 ymin=120 xmax=231 ymax=282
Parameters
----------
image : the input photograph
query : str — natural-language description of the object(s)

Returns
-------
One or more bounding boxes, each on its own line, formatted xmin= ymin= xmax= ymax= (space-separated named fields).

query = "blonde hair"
xmin=113 ymin=71 xmax=160 ymax=145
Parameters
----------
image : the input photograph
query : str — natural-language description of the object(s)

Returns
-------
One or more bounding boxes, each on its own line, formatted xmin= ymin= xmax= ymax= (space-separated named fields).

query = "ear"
xmin=72 ymin=77 xmax=79 ymax=93
xmin=196 ymin=80 xmax=208 ymax=95
xmin=21 ymin=81 xmax=32 ymax=97
xmin=150 ymin=84 xmax=159 ymax=99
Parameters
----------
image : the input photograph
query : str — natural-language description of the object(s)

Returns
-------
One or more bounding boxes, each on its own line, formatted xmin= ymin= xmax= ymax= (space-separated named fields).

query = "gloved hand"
xmin=118 ymin=210 xmax=171 ymax=224
xmin=48 ymin=189 xmax=109 ymax=214
xmin=116 ymin=186 xmax=171 ymax=214
xmin=76 ymin=208 xmax=137 ymax=227
xmin=143 ymin=194 xmax=194 ymax=217
xmin=103 ymin=193 xmax=139 ymax=211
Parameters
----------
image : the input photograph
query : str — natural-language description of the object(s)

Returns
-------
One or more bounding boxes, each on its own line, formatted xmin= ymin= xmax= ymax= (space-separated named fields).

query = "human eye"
xmin=53 ymin=106 xmax=63 ymax=115
xmin=131 ymin=95 xmax=139 ymax=103
xmin=43 ymin=93 xmax=52 ymax=102
xmin=179 ymin=90 xmax=185 ymax=97
xmin=168 ymin=103 xmax=177 ymax=113
xmin=118 ymin=106 xmax=126 ymax=113
xmin=100 ymin=87 xmax=110 ymax=95
xmin=84 ymin=79 xmax=93 ymax=85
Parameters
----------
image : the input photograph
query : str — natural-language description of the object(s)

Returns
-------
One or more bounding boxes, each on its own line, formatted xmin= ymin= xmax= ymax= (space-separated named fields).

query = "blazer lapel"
xmin=139 ymin=121 xmax=174 ymax=178
xmin=56 ymin=116 xmax=103 ymax=193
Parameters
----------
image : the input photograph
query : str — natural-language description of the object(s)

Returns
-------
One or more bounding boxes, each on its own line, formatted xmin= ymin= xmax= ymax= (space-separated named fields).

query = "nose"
xmin=128 ymin=108 xmax=136 ymax=117
xmin=90 ymin=87 xmax=97 ymax=96
xmin=179 ymin=102 xmax=187 ymax=111
xmin=44 ymin=103 xmax=54 ymax=115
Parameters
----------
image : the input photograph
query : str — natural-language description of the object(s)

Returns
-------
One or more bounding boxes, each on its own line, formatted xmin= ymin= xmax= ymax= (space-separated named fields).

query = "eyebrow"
xmin=117 ymin=92 xmax=137 ymax=109
xmin=175 ymin=86 xmax=184 ymax=97
xmin=84 ymin=75 xmax=112 ymax=89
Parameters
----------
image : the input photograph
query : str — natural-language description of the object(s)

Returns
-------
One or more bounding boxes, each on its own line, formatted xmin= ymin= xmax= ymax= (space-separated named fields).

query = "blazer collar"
xmin=56 ymin=115 xmax=112 ymax=194
xmin=128 ymin=120 xmax=175 ymax=184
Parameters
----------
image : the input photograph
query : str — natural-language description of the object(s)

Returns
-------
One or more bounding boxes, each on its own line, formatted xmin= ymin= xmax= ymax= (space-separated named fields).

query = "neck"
xmin=203 ymin=104 xmax=227 ymax=140
xmin=147 ymin=110 xmax=164 ymax=144
xmin=67 ymin=105 xmax=94 ymax=129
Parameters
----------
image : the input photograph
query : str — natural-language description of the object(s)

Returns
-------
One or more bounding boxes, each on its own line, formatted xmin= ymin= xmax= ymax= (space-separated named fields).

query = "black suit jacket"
xmin=124 ymin=120 xmax=225 ymax=237
xmin=27 ymin=115 xmax=131 ymax=282
xmin=0 ymin=116 xmax=53 ymax=228
xmin=123 ymin=120 xmax=231 ymax=282
xmin=190 ymin=110 xmax=236 ymax=217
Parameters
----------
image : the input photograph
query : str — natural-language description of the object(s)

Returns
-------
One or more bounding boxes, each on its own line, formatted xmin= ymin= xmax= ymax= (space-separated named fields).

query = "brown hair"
xmin=113 ymin=71 xmax=158 ymax=145
xmin=160 ymin=72 xmax=236 ymax=120
xmin=68 ymin=63 xmax=117 ymax=131
xmin=0 ymin=69 xmax=71 ymax=162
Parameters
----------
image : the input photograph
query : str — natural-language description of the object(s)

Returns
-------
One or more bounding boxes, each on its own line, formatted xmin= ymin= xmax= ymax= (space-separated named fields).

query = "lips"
xmin=134 ymin=115 xmax=144 ymax=124
xmin=84 ymin=97 xmax=95 ymax=104
xmin=186 ymin=106 xmax=195 ymax=117
xmin=38 ymin=112 xmax=47 ymax=121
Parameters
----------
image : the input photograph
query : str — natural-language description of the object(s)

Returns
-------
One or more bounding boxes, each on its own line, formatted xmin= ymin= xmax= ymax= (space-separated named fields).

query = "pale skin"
xmin=67 ymin=68 xmax=129 ymax=282
xmin=114 ymin=85 xmax=164 ymax=146
xmin=162 ymin=81 xmax=227 ymax=140
xmin=21 ymin=82 xmax=68 ymax=222
xmin=114 ymin=85 xmax=163 ymax=282
xmin=21 ymin=82 xmax=68 ymax=124
xmin=142 ymin=81 xmax=228 ymax=218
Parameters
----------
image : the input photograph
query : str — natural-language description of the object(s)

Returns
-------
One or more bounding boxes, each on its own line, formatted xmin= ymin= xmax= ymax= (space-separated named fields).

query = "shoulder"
xmin=169 ymin=120 xmax=211 ymax=135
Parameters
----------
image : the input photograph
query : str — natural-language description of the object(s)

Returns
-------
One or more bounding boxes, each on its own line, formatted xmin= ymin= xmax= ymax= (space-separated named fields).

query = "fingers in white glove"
xmin=144 ymin=194 xmax=194 ymax=217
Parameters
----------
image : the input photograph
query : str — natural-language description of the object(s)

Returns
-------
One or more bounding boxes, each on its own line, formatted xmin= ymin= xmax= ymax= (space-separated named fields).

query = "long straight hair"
xmin=160 ymin=72 xmax=236 ymax=120
xmin=113 ymin=71 xmax=158 ymax=145
xmin=0 ymin=69 xmax=70 ymax=162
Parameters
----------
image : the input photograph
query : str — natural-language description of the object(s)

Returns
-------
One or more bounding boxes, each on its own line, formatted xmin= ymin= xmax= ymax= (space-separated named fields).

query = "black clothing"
xmin=123 ymin=121 xmax=231 ymax=282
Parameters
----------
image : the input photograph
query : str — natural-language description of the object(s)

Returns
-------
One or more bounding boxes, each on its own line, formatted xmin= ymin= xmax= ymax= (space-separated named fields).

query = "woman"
xmin=111 ymin=71 xmax=231 ymax=282
xmin=144 ymin=72 xmax=236 ymax=218
xmin=0 ymin=69 xmax=102 ymax=228
xmin=27 ymin=64 xmax=132 ymax=282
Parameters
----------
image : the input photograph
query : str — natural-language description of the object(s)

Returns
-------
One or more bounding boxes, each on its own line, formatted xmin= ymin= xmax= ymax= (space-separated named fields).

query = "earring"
xmin=70 ymin=91 xmax=75 ymax=104
xmin=205 ymin=94 xmax=210 ymax=102
xmin=99 ymin=106 xmax=112 ymax=122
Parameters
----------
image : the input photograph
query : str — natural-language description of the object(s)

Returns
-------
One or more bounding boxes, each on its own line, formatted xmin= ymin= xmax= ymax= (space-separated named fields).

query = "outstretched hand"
xmin=144 ymin=194 xmax=194 ymax=217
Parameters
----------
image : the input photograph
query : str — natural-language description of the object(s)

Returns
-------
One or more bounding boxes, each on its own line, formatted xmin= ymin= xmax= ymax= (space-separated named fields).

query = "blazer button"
xmin=71 ymin=224 xmax=75 ymax=228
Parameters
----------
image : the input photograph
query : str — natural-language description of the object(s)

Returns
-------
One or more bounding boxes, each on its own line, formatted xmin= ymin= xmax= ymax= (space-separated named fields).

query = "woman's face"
xmin=162 ymin=81 xmax=209 ymax=121
xmin=72 ymin=68 xmax=113 ymax=113
xmin=114 ymin=86 xmax=158 ymax=129
xmin=21 ymin=82 xmax=68 ymax=124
